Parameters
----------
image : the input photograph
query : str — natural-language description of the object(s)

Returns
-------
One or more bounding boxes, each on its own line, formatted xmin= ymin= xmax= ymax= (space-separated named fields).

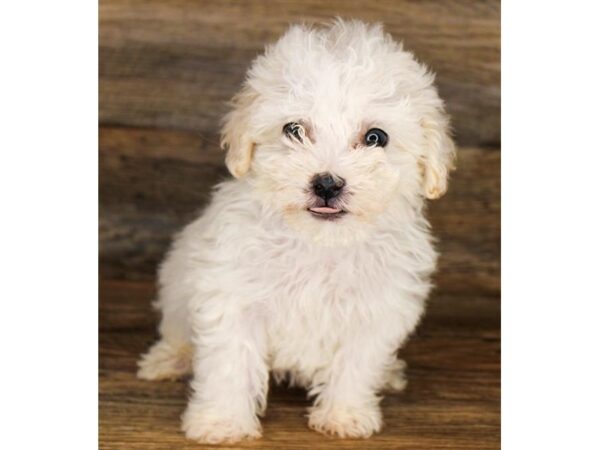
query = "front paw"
xmin=308 ymin=404 xmax=382 ymax=438
xmin=182 ymin=404 xmax=262 ymax=444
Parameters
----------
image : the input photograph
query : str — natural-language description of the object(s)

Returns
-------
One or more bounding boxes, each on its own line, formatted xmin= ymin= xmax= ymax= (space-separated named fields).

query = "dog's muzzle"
xmin=308 ymin=173 xmax=347 ymax=219
xmin=311 ymin=172 xmax=345 ymax=201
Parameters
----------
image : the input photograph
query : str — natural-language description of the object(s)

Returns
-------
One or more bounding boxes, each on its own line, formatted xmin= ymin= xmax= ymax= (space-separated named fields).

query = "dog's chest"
xmin=212 ymin=213 xmax=434 ymax=374
xmin=246 ymin=236 xmax=388 ymax=308
xmin=237 ymin=235 xmax=402 ymax=368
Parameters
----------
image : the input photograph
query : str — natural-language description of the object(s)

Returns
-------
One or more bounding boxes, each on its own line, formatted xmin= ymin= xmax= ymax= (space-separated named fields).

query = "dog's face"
xmin=221 ymin=21 xmax=455 ymax=245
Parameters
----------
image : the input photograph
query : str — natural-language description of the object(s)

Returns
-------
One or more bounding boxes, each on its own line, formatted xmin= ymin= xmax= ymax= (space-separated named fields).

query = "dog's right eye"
xmin=283 ymin=122 xmax=304 ymax=143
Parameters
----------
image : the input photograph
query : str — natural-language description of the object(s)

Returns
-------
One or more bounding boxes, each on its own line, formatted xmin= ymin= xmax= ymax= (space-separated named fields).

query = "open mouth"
xmin=308 ymin=206 xmax=347 ymax=220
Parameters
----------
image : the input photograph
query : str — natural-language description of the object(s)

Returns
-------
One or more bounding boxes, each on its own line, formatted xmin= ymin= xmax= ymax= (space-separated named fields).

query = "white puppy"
xmin=138 ymin=19 xmax=455 ymax=443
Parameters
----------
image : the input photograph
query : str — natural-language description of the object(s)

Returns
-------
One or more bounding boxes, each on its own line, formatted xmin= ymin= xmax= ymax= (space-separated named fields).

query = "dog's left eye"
xmin=364 ymin=128 xmax=388 ymax=147
xmin=283 ymin=122 xmax=304 ymax=143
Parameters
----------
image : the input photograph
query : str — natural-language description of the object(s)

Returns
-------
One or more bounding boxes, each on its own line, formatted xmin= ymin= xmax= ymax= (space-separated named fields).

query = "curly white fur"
xmin=138 ymin=19 xmax=455 ymax=443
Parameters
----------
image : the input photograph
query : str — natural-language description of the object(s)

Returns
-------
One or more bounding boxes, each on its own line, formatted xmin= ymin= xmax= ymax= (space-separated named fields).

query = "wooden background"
xmin=99 ymin=1 xmax=500 ymax=448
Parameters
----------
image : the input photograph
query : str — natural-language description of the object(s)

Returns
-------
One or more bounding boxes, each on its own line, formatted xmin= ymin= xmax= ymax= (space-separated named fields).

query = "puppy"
xmin=138 ymin=19 xmax=455 ymax=443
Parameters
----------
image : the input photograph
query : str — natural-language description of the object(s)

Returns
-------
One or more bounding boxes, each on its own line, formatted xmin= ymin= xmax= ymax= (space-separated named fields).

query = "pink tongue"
xmin=310 ymin=206 xmax=342 ymax=214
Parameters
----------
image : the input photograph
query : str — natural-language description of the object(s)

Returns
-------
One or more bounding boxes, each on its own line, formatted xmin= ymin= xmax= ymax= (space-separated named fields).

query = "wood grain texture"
xmin=99 ymin=0 xmax=500 ymax=146
xmin=99 ymin=279 xmax=500 ymax=449
xmin=99 ymin=2 xmax=500 ymax=447
xmin=99 ymin=126 xmax=500 ymax=295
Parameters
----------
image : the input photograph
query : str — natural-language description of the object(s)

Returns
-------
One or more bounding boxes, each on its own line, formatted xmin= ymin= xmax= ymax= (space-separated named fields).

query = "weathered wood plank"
xmin=99 ymin=280 xmax=500 ymax=449
xmin=99 ymin=0 xmax=500 ymax=146
xmin=99 ymin=126 xmax=500 ymax=295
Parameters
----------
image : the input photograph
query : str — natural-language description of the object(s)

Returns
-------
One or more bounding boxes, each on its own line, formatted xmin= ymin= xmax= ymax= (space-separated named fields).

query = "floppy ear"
xmin=220 ymin=86 xmax=259 ymax=178
xmin=420 ymin=107 xmax=456 ymax=199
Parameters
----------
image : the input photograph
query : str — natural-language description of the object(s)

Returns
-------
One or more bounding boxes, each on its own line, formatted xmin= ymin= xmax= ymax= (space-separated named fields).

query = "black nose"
xmin=312 ymin=173 xmax=345 ymax=200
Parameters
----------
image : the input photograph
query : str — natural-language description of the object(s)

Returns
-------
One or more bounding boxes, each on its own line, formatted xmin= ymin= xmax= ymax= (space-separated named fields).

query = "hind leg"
xmin=137 ymin=297 xmax=194 ymax=380
xmin=382 ymin=358 xmax=408 ymax=392
xmin=137 ymin=339 xmax=192 ymax=381
xmin=137 ymin=252 xmax=194 ymax=381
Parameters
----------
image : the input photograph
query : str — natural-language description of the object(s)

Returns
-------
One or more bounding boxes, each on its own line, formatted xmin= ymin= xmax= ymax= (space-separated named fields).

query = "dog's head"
xmin=221 ymin=20 xmax=455 ymax=244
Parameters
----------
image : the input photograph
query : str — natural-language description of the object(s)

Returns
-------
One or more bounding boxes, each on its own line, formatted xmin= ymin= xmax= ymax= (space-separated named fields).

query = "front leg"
xmin=182 ymin=300 xmax=268 ymax=444
xmin=308 ymin=330 xmax=402 ymax=439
